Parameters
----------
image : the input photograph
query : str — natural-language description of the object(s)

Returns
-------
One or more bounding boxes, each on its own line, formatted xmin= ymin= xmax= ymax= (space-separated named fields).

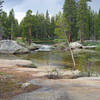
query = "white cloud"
xmin=15 ymin=12 xmax=25 ymax=23
xmin=3 ymin=0 xmax=64 ymax=23
xmin=3 ymin=0 xmax=100 ymax=23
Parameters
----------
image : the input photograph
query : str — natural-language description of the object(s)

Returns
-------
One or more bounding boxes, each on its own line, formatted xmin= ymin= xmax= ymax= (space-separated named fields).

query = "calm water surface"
xmin=0 ymin=45 xmax=100 ymax=73
xmin=17 ymin=49 xmax=100 ymax=73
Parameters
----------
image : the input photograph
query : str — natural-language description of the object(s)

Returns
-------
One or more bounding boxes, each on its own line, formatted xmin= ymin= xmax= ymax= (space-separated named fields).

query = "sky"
xmin=3 ymin=0 xmax=100 ymax=23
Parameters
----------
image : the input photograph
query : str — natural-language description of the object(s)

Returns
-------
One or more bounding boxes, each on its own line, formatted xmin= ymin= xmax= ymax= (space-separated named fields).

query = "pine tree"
xmin=94 ymin=10 xmax=100 ymax=40
xmin=49 ymin=16 xmax=56 ymax=39
xmin=20 ymin=10 xmax=33 ymax=44
xmin=77 ymin=0 xmax=90 ymax=42
xmin=0 ymin=11 xmax=8 ymax=39
xmin=45 ymin=10 xmax=50 ymax=39
xmin=63 ymin=0 xmax=77 ymax=42
xmin=0 ymin=0 xmax=4 ymax=15
xmin=0 ymin=0 xmax=4 ymax=40
xmin=54 ymin=12 xmax=66 ymax=39
xmin=8 ymin=9 xmax=19 ymax=40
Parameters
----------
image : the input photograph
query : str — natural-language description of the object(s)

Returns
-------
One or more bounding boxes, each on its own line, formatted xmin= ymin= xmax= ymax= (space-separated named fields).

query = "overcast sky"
xmin=3 ymin=0 xmax=100 ymax=23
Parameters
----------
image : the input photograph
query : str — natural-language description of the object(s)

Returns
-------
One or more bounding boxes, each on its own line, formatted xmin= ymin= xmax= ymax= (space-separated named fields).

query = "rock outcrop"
xmin=0 ymin=59 xmax=36 ymax=68
xmin=0 ymin=40 xmax=29 ymax=54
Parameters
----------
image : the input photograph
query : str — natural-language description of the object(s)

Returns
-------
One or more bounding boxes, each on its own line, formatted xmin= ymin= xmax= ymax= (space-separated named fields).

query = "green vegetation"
xmin=96 ymin=45 xmax=100 ymax=52
xmin=63 ymin=0 xmax=77 ymax=42
xmin=78 ymin=52 xmax=99 ymax=77
xmin=83 ymin=41 xmax=100 ymax=46
xmin=30 ymin=63 xmax=37 ymax=68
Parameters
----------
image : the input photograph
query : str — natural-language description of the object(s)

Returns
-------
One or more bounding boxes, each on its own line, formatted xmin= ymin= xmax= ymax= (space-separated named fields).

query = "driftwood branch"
xmin=67 ymin=39 xmax=76 ymax=70
xmin=63 ymin=29 xmax=76 ymax=70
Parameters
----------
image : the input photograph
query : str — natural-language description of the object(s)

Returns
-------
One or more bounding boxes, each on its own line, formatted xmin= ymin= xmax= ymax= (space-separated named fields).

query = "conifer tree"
xmin=0 ymin=0 xmax=4 ymax=40
xmin=54 ymin=12 xmax=66 ymax=39
xmin=63 ymin=0 xmax=77 ymax=42
xmin=77 ymin=0 xmax=90 ymax=42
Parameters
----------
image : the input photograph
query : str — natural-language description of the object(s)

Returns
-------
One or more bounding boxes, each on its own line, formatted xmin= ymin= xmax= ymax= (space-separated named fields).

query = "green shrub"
xmin=83 ymin=42 xmax=100 ymax=46
xmin=96 ymin=45 xmax=100 ymax=52
xmin=53 ymin=39 xmax=66 ymax=43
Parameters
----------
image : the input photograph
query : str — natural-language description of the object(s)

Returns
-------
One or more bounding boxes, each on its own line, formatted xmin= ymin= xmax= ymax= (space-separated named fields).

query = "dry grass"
xmin=0 ymin=68 xmax=41 ymax=100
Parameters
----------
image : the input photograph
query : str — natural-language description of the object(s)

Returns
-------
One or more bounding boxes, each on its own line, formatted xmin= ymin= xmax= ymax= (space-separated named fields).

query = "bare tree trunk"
xmin=11 ymin=22 xmax=13 ymax=40
xmin=67 ymin=39 xmax=76 ymax=70
xmin=64 ymin=30 xmax=76 ymax=70
xmin=68 ymin=32 xmax=72 ymax=42
xmin=28 ymin=25 xmax=32 ymax=45
xmin=0 ymin=21 xmax=3 ymax=40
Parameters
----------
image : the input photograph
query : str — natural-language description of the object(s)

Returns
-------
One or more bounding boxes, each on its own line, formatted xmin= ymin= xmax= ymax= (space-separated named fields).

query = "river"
xmin=16 ymin=44 xmax=100 ymax=74
xmin=0 ymin=44 xmax=100 ymax=73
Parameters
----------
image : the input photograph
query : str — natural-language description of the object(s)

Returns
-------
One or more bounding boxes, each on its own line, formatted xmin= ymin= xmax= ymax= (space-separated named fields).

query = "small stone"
xmin=22 ymin=82 xmax=31 ymax=88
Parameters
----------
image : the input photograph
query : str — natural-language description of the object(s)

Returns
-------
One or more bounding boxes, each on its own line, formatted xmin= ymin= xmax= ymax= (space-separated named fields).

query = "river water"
xmin=16 ymin=45 xmax=100 ymax=74
xmin=10 ymin=45 xmax=100 ymax=100
xmin=0 ymin=44 xmax=100 ymax=73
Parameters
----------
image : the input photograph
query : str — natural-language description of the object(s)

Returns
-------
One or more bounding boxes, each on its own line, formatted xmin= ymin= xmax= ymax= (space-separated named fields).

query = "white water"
xmin=38 ymin=45 xmax=52 ymax=51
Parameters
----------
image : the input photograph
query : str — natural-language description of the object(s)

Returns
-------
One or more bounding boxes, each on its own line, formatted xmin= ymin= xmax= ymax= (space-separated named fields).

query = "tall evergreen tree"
xmin=45 ymin=10 xmax=50 ymax=39
xmin=49 ymin=16 xmax=56 ymax=39
xmin=54 ymin=12 xmax=66 ymax=39
xmin=20 ymin=10 xmax=34 ymax=44
xmin=0 ymin=0 xmax=4 ymax=40
xmin=0 ymin=0 xmax=4 ymax=15
xmin=8 ymin=9 xmax=15 ymax=39
xmin=63 ymin=0 xmax=77 ymax=42
xmin=0 ymin=11 xmax=8 ymax=39
xmin=94 ymin=10 xmax=100 ymax=40
xmin=77 ymin=0 xmax=90 ymax=42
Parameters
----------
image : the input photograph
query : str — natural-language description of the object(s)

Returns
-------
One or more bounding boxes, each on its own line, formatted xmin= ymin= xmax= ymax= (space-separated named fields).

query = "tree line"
xmin=62 ymin=0 xmax=100 ymax=42
xmin=0 ymin=0 xmax=100 ymax=44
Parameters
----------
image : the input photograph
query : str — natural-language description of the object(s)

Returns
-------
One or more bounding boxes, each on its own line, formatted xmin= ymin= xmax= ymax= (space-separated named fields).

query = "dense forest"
xmin=0 ymin=0 xmax=100 ymax=44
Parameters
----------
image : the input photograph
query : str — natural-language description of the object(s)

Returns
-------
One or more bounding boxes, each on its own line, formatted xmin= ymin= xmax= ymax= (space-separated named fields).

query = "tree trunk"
xmin=64 ymin=30 xmax=76 ymax=70
xmin=68 ymin=32 xmax=72 ymax=42
xmin=11 ymin=22 xmax=13 ymax=40
xmin=0 ymin=21 xmax=3 ymax=40
xmin=28 ymin=25 xmax=32 ymax=45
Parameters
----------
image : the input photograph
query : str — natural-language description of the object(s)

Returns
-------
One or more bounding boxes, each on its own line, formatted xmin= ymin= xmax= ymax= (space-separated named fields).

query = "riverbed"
xmin=0 ymin=44 xmax=100 ymax=73
xmin=0 ymin=44 xmax=100 ymax=100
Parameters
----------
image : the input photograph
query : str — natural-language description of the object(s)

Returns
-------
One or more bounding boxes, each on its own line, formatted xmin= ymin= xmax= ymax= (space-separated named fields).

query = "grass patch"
xmin=53 ymin=39 xmax=66 ymax=43
xmin=83 ymin=41 xmax=100 ymax=46
xmin=96 ymin=45 xmax=100 ymax=52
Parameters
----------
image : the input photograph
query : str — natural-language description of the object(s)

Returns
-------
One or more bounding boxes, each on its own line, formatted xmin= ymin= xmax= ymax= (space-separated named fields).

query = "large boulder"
xmin=0 ymin=40 xmax=29 ymax=54
xmin=69 ymin=42 xmax=83 ymax=49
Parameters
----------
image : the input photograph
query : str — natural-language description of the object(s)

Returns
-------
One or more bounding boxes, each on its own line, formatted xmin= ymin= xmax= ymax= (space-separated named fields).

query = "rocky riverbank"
xmin=0 ymin=40 xmax=42 ymax=54
xmin=0 ymin=59 xmax=100 ymax=100
xmin=0 ymin=40 xmax=99 ymax=54
xmin=0 ymin=40 xmax=100 ymax=100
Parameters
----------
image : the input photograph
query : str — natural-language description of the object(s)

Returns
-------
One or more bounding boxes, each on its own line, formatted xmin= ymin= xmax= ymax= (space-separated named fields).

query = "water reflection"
xmin=0 ymin=49 xmax=100 ymax=73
